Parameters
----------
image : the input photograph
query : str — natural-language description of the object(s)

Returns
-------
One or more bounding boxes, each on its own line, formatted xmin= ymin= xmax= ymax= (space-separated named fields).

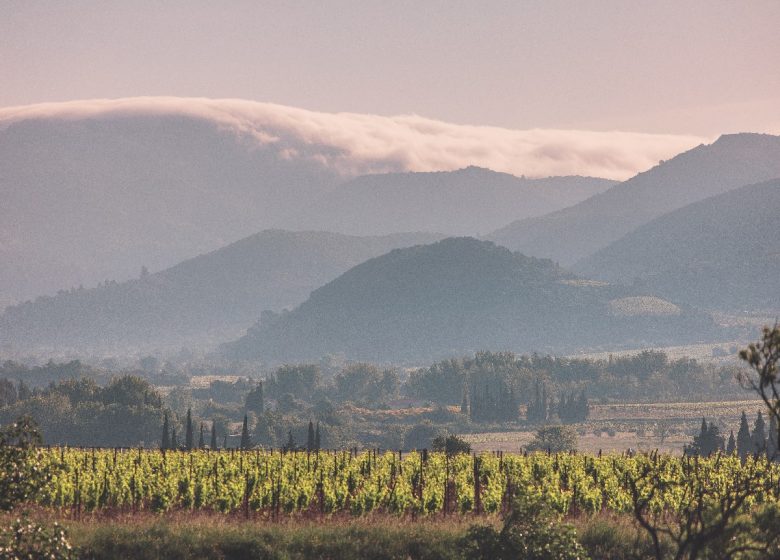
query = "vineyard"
xmin=31 ymin=448 xmax=780 ymax=518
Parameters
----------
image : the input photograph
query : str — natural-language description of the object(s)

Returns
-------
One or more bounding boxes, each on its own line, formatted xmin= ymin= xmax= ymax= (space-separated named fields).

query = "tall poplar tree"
xmin=240 ymin=414 xmax=251 ymax=450
xmin=736 ymin=411 xmax=752 ymax=460
xmin=161 ymin=412 xmax=170 ymax=450
xmin=307 ymin=420 xmax=315 ymax=451
xmin=185 ymin=408 xmax=194 ymax=450
xmin=210 ymin=420 xmax=218 ymax=450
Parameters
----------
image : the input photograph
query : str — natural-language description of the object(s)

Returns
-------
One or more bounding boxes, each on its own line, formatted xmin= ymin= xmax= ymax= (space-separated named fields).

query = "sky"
xmin=1 ymin=0 xmax=779 ymax=137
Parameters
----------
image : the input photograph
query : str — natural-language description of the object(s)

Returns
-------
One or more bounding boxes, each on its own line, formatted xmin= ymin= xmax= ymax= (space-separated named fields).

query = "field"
xmin=29 ymin=447 xmax=780 ymax=520
xmin=464 ymin=399 xmax=764 ymax=454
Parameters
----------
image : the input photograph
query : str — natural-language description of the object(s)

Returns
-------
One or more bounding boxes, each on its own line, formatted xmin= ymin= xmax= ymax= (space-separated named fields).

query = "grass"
xmin=3 ymin=511 xmax=662 ymax=560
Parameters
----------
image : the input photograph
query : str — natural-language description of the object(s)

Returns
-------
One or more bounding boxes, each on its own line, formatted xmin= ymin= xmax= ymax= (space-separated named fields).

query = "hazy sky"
xmin=1 ymin=0 xmax=779 ymax=135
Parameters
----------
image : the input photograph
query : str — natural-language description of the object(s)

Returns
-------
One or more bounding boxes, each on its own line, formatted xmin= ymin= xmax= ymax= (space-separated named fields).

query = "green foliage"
xmin=0 ymin=375 xmax=165 ymax=447
xmin=462 ymin=492 xmax=588 ymax=560
xmin=0 ymin=515 xmax=75 ymax=560
xmin=526 ymin=425 xmax=578 ymax=453
xmin=0 ymin=417 xmax=52 ymax=512
xmin=431 ymin=434 xmax=471 ymax=455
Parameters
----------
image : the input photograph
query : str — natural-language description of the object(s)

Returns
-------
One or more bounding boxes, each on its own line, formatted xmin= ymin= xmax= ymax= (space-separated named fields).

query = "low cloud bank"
xmin=0 ymin=97 xmax=707 ymax=180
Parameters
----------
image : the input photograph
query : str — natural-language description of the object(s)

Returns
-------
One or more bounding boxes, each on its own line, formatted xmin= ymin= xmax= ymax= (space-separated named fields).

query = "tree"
xmin=0 ymin=379 xmax=17 ymax=407
xmin=460 ymin=389 xmax=469 ymax=415
xmin=526 ymin=426 xmax=577 ymax=453
xmin=240 ymin=414 xmax=251 ymax=450
xmin=404 ymin=422 xmax=441 ymax=450
xmin=245 ymin=381 xmax=264 ymax=416
xmin=768 ymin=415 xmax=779 ymax=460
xmin=185 ymin=408 xmax=194 ymax=450
xmin=161 ymin=412 xmax=170 ymax=450
xmin=685 ymin=419 xmax=724 ymax=456
xmin=431 ymin=434 xmax=471 ymax=455
xmin=739 ymin=324 xmax=780 ymax=452
xmin=307 ymin=420 xmax=315 ymax=451
xmin=284 ymin=430 xmax=295 ymax=451
xmin=170 ymin=426 xmax=178 ymax=449
xmin=198 ymin=422 xmax=205 ymax=449
xmin=0 ymin=416 xmax=53 ymax=511
xmin=726 ymin=430 xmax=736 ymax=454
xmin=626 ymin=454 xmax=771 ymax=560
xmin=314 ymin=421 xmax=321 ymax=451
xmin=753 ymin=410 xmax=767 ymax=455
xmin=736 ymin=411 xmax=752 ymax=460
xmin=210 ymin=420 xmax=218 ymax=450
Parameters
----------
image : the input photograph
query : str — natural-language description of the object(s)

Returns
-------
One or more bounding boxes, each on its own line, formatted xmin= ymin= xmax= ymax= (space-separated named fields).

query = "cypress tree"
xmin=210 ymin=420 xmax=218 ymax=450
xmin=161 ymin=412 xmax=170 ymax=450
xmin=171 ymin=426 xmax=178 ymax=449
xmin=240 ymin=414 xmax=251 ymax=450
xmin=768 ymin=415 xmax=779 ymax=461
xmin=285 ymin=430 xmax=295 ymax=451
xmin=185 ymin=408 xmax=194 ymax=450
xmin=246 ymin=381 xmax=264 ymax=416
xmin=726 ymin=430 xmax=736 ymax=454
xmin=708 ymin=422 xmax=724 ymax=454
xmin=753 ymin=411 xmax=767 ymax=455
xmin=307 ymin=420 xmax=315 ymax=451
xmin=314 ymin=421 xmax=321 ymax=451
xmin=736 ymin=411 xmax=752 ymax=460
xmin=198 ymin=422 xmax=205 ymax=449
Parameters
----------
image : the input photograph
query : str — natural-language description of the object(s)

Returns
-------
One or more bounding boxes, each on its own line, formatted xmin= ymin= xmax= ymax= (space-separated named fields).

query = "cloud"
xmin=0 ymin=97 xmax=708 ymax=180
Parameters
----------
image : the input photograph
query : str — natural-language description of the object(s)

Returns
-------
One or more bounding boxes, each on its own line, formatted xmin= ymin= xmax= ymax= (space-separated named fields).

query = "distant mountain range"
xmin=223 ymin=238 xmax=721 ymax=364
xmin=490 ymin=133 xmax=780 ymax=265
xmin=0 ymin=108 xmax=613 ymax=308
xmin=0 ymin=113 xmax=340 ymax=306
xmin=575 ymin=179 xmax=780 ymax=312
xmin=294 ymin=167 xmax=614 ymax=236
xmin=0 ymin=230 xmax=441 ymax=353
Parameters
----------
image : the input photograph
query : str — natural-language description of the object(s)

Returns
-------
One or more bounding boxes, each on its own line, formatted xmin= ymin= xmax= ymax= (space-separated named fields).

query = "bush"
xmin=525 ymin=425 xmax=578 ymax=453
xmin=0 ymin=515 xmax=75 ymax=560
xmin=0 ymin=417 xmax=53 ymax=511
xmin=431 ymin=434 xmax=471 ymax=455
xmin=462 ymin=492 xmax=589 ymax=560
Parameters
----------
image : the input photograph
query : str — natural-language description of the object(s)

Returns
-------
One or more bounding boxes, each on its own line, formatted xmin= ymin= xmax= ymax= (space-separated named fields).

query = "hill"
xmin=574 ymin=179 xmax=780 ymax=312
xmin=293 ymin=167 xmax=614 ymax=236
xmin=223 ymin=238 xmax=720 ymax=363
xmin=0 ymin=230 xmax=441 ymax=353
xmin=489 ymin=133 xmax=780 ymax=265
xmin=0 ymin=112 xmax=340 ymax=307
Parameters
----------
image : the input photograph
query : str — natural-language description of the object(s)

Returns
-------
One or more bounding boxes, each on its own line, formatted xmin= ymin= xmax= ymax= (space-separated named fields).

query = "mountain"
xmin=293 ymin=167 xmax=614 ymax=236
xmin=489 ymin=133 xmax=780 ymax=265
xmin=0 ymin=230 xmax=442 ymax=353
xmin=0 ymin=113 xmax=341 ymax=307
xmin=574 ymin=179 xmax=780 ymax=312
xmin=223 ymin=238 xmax=720 ymax=364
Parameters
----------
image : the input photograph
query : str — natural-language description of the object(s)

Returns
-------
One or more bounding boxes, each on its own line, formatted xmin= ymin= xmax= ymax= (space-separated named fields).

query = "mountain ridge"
xmin=489 ymin=133 xmax=780 ymax=265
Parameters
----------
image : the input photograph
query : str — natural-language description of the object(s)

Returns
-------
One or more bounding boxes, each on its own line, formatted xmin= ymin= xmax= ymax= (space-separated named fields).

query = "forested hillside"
xmin=0 ymin=230 xmax=441 ymax=352
xmin=224 ymin=238 xmax=721 ymax=363
xmin=574 ymin=179 xmax=780 ymax=311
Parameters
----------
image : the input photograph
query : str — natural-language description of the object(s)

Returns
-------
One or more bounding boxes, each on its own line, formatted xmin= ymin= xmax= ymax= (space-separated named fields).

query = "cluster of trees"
xmin=466 ymin=380 xmax=519 ymax=422
xmin=685 ymin=410 xmax=777 ymax=459
xmin=0 ymin=375 xmax=163 ymax=446
xmin=526 ymin=381 xmax=589 ymax=424
xmin=408 ymin=350 xmax=745 ymax=407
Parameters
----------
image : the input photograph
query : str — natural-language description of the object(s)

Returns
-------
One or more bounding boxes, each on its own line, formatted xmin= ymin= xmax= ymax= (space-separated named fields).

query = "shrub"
xmin=525 ymin=425 xmax=578 ymax=453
